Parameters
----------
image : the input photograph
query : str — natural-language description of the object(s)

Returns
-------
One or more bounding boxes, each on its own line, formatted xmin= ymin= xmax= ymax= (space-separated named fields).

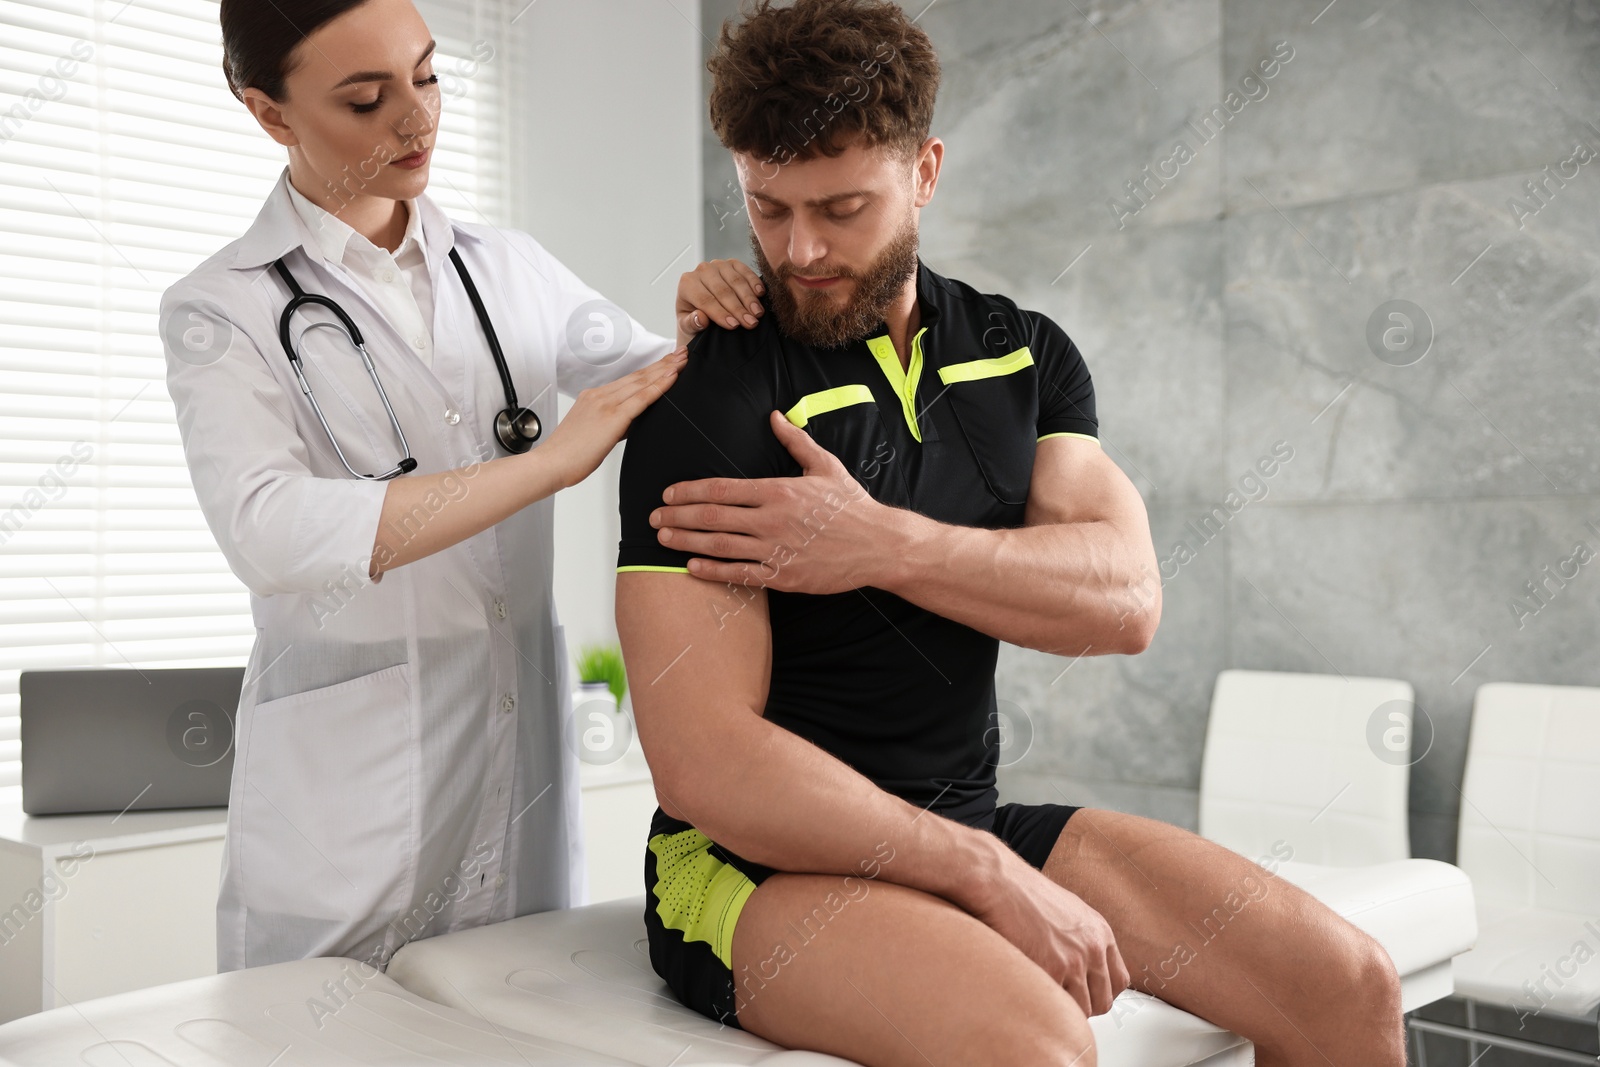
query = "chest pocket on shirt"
xmin=785 ymin=385 xmax=911 ymax=507
xmin=939 ymin=347 xmax=1039 ymax=506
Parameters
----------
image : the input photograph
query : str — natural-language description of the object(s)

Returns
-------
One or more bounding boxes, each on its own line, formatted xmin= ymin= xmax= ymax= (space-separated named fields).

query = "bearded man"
xmin=611 ymin=3 xmax=1407 ymax=1065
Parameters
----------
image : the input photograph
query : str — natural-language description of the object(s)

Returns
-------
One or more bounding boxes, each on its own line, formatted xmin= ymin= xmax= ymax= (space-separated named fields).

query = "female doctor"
xmin=159 ymin=0 xmax=765 ymax=973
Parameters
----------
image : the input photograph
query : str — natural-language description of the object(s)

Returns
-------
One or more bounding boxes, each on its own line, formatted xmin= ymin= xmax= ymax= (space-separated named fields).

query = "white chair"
xmin=1198 ymin=669 xmax=1416 ymax=865
xmin=1410 ymin=682 xmax=1600 ymax=1064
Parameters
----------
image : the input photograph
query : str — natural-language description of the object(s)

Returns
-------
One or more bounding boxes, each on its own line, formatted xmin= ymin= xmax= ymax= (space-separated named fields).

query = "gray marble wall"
xmin=699 ymin=0 xmax=1600 ymax=865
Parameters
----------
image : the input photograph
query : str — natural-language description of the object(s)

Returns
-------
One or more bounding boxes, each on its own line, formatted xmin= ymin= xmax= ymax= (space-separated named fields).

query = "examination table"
xmin=0 ymin=857 xmax=1476 ymax=1065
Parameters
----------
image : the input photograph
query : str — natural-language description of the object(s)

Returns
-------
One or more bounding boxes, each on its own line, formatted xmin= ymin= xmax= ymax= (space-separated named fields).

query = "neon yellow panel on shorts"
xmin=648 ymin=826 xmax=757 ymax=969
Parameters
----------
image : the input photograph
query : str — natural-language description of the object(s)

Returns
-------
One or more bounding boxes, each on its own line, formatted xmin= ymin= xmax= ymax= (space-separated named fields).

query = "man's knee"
xmin=1354 ymin=932 xmax=1407 ymax=1047
xmin=1343 ymin=930 xmax=1403 ymax=1018
xmin=1318 ymin=928 xmax=1406 ymax=1063
xmin=1252 ymin=927 xmax=1404 ymax=1065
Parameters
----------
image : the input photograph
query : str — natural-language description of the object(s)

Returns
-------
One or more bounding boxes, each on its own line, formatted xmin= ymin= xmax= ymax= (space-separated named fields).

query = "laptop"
xmin=19 ymin=667 xmax=243 ymax=815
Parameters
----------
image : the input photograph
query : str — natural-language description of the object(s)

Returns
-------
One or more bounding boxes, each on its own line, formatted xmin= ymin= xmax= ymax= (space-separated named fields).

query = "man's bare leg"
xmin=1041 ymin=808 xmax=1406 ymax=1067
xmin=731 ymin=872 xmax=1097 ymax=1067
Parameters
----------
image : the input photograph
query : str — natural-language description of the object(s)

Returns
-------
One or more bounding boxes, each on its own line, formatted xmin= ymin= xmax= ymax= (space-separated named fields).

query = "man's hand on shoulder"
xmin=648 ymin=410 xmax=912 ymax=593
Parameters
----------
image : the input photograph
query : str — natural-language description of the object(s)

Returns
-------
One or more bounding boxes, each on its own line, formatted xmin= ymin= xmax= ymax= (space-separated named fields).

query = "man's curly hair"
xmin=707 ymin=0 xmax=941 ymax=168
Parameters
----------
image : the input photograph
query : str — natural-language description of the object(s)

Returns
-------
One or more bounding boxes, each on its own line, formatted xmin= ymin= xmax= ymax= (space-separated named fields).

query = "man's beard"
xmin=751 ymin=218 xmax=920 ymax=349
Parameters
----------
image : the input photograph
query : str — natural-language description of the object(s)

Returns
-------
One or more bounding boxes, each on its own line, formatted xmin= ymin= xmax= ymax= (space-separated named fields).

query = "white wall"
xmin=504 ymin=0 xmax=704 ymax=655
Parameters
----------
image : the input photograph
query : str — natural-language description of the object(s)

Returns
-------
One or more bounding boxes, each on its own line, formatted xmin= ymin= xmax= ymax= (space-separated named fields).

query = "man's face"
xmin=736 ymin=138 xmax=942 ymax=348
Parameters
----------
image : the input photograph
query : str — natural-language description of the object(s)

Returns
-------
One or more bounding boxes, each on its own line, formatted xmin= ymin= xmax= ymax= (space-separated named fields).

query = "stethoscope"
xmin=272 ymin=247 xmax=542 ymax=480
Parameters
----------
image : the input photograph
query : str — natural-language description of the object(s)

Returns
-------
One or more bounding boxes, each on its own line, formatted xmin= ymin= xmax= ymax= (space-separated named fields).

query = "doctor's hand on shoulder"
xmin=676 ymin=258 xmax=766 ymax=347
xmin=366 ymin=257 xmax=757 ymax=584
xmin=542 ymin=348 xmax=689 ymax=489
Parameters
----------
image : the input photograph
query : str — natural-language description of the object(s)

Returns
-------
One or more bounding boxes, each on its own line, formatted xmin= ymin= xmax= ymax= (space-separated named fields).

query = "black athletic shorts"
xmin=641 ymin=800 xmax=1083 ymax=1029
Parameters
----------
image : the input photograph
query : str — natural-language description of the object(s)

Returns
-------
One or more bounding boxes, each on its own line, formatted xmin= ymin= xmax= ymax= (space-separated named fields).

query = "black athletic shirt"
xmin=616 ymin=259 xmax=1098 ymax=822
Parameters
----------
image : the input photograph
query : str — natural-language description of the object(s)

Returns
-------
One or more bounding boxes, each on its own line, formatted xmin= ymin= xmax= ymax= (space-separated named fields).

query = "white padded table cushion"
xmin=0 ymin=954 xmax=636 ymax=1066
xmin=0 ymin=859 xmax=1475 ymax=1067
xmin=384 ymin=858 xmax=1475 ymax=1067
xmin=385 ymin=896 xmax=1248 ymax=1067
xmin=1199 ymin=669 xmax=1414 ymax=865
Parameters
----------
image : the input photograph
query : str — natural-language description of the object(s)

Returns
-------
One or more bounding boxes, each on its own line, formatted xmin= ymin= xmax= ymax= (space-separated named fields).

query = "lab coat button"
xmin=444 ymin=408 xmax=461 ymax=424
xmin=413 ymin=335 xmax=427 ymax=350
xmin=379 ymin=269 xmax=396 ymax=283
xmin=494 ymin=599 xmax=507 ymax=619
xmin=501 ymin=694 xmax=515 ymax=714
xmin=494 ymin=873 xmax=506 ymax=889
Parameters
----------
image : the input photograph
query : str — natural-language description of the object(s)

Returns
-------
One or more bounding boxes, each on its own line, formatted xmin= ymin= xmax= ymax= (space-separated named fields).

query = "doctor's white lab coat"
xmin=158 ymin=169 xmax=672 ymax=972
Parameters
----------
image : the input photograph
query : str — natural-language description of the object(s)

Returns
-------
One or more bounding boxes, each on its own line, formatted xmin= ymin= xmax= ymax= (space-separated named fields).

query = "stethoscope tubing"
xmin=271 ymin=247 xmax=536 ymax=479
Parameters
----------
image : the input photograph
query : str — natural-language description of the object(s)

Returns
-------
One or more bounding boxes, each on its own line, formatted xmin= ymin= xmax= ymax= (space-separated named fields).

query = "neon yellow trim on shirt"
xmin=648 ymin=827 xmax=757 ymax=969
xmin=938 ymin=346 xmax=1035 ymax=385
xmin=617 ymin=565 xmax=693 ymax=574
xmin=784 ymin=384 xmax=876 ymax=428
xmin=865 ymin=329 xmax=926 ymax=443
xmin=1037 ymin=432 xmax=1101 ymax=447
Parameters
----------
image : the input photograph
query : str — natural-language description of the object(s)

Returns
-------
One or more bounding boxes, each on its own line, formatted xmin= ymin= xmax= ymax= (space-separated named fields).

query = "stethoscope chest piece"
xmin=495 ymin=407 xmax=542 ymax=454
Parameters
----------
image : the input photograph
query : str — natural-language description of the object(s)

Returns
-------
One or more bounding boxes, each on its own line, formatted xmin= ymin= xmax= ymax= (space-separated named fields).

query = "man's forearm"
xmin=644 ymin=701 xmax=1015 ymax=912
xmin=873 ymin=506 xmax=1159 ymax=656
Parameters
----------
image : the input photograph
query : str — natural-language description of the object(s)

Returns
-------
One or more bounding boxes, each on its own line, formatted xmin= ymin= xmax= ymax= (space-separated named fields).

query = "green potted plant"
xmin=574 ymin=642 xmax=627 ymax=708
xmin=572 ymin=642 xmax=633 ymax=765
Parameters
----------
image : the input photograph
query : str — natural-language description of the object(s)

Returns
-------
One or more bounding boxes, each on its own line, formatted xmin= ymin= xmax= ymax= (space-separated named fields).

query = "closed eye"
xmin=351 ymin=73 xmax=440 ymax=114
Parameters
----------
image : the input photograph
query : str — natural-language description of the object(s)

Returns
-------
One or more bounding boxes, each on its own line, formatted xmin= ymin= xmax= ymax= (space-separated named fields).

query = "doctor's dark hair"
xmin=707 ymin=0 xmax=940 ymax=166
xmin=219 ymin=0 xmax=371 ymax=103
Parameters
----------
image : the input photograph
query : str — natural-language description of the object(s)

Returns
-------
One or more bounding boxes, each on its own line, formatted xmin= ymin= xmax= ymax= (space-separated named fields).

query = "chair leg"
xmin=1408 ymin=1013 xmax=1429 ymax=1067
xmin=1409 ymin=1016 xmax=1599 ymax=1065
xmin=1465 ymin=998 xmax=1480 ymax=1063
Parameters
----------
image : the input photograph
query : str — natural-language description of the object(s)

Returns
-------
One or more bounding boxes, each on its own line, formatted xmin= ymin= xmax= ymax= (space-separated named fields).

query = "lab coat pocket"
xmin=239 ymin=661 xmax=414 ymax=922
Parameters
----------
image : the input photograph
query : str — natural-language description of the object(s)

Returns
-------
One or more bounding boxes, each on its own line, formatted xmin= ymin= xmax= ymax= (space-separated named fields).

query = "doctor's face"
xmin=242 ymin=0 xmax=440 ymax=212
xmin=737 ymin=138 xmax=943 ymax=348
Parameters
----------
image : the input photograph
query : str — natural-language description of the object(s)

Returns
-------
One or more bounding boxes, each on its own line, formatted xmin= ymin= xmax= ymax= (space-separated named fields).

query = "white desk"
xmin=0 ymin=785 xmax=227 ymax=1022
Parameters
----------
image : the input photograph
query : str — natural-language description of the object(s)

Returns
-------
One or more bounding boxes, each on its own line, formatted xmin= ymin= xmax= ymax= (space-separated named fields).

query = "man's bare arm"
xmin=875 ymin=436 xmax=1161 ymax=656
xmin=616 ymin=571 xmax=1007 ymax=891
xmin=616 ymin=569 xmax=1129 ymax=1001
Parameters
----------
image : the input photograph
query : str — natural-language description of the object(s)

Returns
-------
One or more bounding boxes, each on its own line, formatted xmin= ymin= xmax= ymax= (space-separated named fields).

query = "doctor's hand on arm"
xmin=368 ymin=349 xmax=687 ymax=580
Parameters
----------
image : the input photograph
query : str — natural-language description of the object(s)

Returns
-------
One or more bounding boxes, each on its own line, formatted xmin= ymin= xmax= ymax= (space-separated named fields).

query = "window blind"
xmin=0 ymin=0 xmax=511 ymax=788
